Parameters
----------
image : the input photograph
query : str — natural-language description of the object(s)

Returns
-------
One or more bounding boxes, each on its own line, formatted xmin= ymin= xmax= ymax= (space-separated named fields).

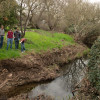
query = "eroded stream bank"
xmin=0 ymin=44 xmax=88 ymax=99
xmin=8 ymin=58 xmax=88 ymax=100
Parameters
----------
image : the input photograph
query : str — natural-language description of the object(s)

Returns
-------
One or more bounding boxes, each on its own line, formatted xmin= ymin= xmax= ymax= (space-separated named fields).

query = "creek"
xmin=28 ymin=58 xmax=88 ymax=100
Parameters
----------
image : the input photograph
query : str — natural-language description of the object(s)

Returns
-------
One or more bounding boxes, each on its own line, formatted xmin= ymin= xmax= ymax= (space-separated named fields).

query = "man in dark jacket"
xmin=14 ymin=28 xmax=21 ymax=49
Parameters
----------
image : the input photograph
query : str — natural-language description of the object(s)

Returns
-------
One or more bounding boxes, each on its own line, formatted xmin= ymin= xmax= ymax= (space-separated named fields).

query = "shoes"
xmin=23 ymin=50 xmax=25 ymax=52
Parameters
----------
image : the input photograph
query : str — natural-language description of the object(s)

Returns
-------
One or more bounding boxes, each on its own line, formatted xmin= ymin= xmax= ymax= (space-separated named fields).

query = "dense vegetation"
xmin=0 ymin=0 xmax=100 ymax=39
xmin=88 ymin=37 xmax=100 ymax=92
xmin=17 ymin=0 xmax=100 ymax=39
xmin=0 ymin=30 xmax=75 ymax=59
xmin=0 ymin=0 xmax=18 ymax=28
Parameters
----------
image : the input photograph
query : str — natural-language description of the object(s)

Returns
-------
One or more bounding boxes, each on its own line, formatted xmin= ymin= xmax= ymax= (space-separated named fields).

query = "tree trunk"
xmin=19 ymin=0 xmax=24 ymax=36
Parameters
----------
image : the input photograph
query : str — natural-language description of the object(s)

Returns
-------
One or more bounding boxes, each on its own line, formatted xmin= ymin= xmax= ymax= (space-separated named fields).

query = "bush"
xmin=88 ymin=38 xmax=100 ymax=91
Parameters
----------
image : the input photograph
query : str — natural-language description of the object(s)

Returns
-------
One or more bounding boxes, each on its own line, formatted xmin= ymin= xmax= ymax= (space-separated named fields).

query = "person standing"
xmin=0 ymin=25 xmax=5 ymax=48
xmin=14 ymin=28 xmax=21 ymax=49
xmin=6 ymin=29 xmax=14 ymax=50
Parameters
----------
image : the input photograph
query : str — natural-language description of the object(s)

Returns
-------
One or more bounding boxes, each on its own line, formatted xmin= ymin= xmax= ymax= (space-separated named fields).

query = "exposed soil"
xmin=71 ymin=77 xmax=100 ymax=100
xmin=8 ymin=94 xmax=54 ymax=100
xmin=0 ymin=44 xmax=88 ymax=99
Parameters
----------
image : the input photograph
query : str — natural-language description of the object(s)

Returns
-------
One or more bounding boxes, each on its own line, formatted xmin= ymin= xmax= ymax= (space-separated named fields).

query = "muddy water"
xmin=28 ymin=59 xmax=88 ymax=100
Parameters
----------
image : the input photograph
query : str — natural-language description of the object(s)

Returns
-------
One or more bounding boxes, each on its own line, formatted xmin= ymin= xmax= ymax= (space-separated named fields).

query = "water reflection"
xmin=28 ymin=59 xmax=88 ymax=100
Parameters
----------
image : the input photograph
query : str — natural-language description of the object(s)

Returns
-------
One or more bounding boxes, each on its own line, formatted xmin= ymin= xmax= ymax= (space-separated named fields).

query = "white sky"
xmin=88 ymin=0 xmax=100 ymax=3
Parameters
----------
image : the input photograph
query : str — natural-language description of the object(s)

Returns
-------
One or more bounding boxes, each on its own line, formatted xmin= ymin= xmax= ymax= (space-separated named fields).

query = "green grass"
xmin=0 ymin=29 xmax=75 ymax=60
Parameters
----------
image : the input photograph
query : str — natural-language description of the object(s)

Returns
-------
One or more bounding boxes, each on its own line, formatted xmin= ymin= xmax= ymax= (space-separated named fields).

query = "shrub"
xmin=88 ymin=38 xmax=100 ymax=91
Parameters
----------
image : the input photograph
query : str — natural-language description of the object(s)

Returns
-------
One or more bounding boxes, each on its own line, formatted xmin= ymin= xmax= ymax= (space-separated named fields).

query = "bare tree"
xmin=16 ymin=0 xmax=100 ymax=38
xmin=17 ymin=0 xmax=39 ymax=36
xmin=63 ymin=1 xmax=100 ymax=37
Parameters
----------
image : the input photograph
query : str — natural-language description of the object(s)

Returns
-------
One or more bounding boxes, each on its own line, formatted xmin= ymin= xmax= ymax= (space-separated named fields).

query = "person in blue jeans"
xmin=7 ymin=29 xmax=14 ymax=50
xmin=20 ymin=38 xmax=27 ymax=52
xmin=0 ymin=25 xmax=5 ymax=48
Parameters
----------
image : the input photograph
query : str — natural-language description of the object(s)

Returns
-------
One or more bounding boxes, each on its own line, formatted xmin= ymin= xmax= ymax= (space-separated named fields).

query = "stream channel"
xmin=5 ymin=58 xmax=88 ymax=100
xmin=27 ymin=58 xmax=88 ymax=100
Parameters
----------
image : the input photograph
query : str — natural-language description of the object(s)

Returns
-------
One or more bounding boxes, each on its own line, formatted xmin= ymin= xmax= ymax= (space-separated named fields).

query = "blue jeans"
xmin=7 ymin=38 xmax=13 ymax=50
xmin=14 ymin=38 xmax=19 ymax=49
xmin=0 ymin=36 xmax=4 ymax=48
xmin=21 ymin=43 xmax=25 ymax=52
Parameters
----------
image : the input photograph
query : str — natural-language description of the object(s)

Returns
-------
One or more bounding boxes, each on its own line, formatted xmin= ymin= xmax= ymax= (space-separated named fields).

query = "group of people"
xmin=0 ymin=25 xmax=26 ymax=52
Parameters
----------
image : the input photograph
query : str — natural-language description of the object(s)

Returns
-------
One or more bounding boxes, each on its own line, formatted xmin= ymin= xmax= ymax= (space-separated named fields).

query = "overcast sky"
xmin=88 ymin=0 xmax=100 ymax=3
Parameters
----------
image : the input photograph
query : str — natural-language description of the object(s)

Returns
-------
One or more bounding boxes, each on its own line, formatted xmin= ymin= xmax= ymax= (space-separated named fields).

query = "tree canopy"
xmin=0 ymin=0 xmax=100 ymax=37
xmin=0 ymin=0 xmax=18 ymax=28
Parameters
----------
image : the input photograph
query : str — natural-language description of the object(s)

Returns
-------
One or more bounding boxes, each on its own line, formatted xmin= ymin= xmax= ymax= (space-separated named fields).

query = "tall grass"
xmin=0 ymin=29 xmax=75 ymax=59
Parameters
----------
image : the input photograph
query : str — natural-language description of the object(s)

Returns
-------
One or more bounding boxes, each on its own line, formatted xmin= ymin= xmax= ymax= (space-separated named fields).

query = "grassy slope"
xmin=0 ymin=29 xmax=75 ymax=60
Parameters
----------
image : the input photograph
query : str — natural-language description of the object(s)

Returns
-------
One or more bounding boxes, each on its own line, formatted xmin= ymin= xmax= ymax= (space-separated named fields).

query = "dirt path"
xmin=0 ymin=44 xmax=88 ymax=99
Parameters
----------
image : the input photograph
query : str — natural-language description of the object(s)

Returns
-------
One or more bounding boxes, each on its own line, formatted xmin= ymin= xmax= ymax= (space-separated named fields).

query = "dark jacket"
xmin=14 ymin=31 xmax=21 ymax=39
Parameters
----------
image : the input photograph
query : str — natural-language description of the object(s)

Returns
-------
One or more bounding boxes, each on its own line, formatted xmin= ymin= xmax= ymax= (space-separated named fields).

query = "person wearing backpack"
xmin=14 ymin=28 xmax=21 ymax=49
xmin=6 ymin=29 xmax=14 ymax=50
xmin=0 ymin=25 xmax=5 ymax=48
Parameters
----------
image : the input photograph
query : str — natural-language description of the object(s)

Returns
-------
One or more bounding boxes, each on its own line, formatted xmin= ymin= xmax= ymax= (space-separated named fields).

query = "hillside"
xmin=0 ymin=29 xmax=75 ymax=59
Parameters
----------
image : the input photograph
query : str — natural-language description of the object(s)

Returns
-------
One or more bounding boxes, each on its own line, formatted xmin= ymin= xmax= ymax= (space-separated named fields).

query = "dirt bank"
xmin=0 ymin=44 xmax=88 ymax=99
xmin=71 ymin=78 xmax=100 ymax=100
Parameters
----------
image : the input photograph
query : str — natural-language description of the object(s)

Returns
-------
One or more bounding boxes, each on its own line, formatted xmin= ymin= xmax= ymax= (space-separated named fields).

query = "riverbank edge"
xmin=0 ymin=44 xmax=89 ymax=98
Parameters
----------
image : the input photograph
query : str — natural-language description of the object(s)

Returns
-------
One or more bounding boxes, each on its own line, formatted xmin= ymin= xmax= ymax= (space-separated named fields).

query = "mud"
xmin=8 ymin=94 xmax=54 ymax=100
xmin=0 ymin=44 xmax=88 ymax=98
